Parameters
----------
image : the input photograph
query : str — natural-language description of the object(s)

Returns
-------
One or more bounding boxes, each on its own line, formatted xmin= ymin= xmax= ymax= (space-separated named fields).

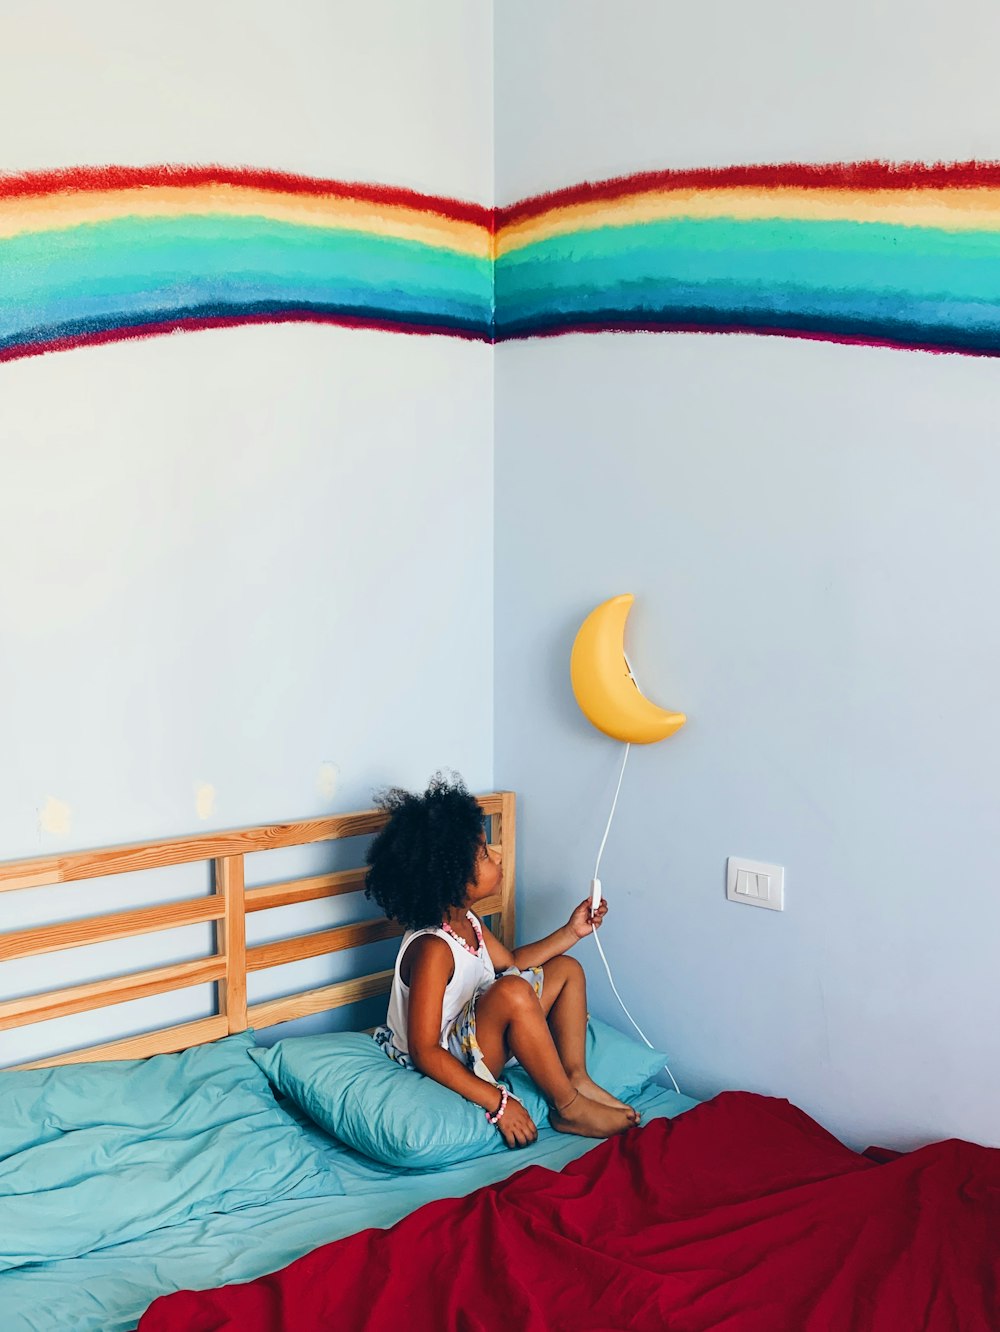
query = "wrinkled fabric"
xmin=0 ymin=1034 xmax=339 ymax=1272
xmin=140 ymin=1090 xmax=1000 ymax=1331
xmin=2 ymin=1085 xmax=695 ymax=1332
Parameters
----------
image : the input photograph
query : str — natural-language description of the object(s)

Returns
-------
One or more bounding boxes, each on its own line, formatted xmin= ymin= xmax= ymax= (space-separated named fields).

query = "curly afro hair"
xmin=364 ymin=770 xmax=486 ymax=930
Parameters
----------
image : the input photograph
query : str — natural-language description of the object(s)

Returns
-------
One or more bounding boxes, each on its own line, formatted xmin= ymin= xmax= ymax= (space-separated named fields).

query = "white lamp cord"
xmin=590 ymin=740 xmax=682 ymax=1097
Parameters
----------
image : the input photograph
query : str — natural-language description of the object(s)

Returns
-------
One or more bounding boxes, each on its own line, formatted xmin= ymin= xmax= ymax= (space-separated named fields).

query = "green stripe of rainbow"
xmin=5 ymin=161 xmax=1000 ymax=361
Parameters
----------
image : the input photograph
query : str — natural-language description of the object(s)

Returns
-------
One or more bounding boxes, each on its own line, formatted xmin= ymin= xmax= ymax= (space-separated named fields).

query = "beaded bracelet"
xmin=485 ymin=1085 xmax=508 ymax=1125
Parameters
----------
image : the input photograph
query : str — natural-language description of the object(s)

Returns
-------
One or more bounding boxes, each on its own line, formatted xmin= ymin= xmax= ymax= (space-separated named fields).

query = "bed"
xmin=2 ymin=793 xmax=998 ymax=1331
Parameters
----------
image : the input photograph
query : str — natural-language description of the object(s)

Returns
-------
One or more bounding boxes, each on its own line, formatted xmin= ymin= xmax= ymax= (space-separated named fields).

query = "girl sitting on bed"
xmin=365 ymin=772 xmax=640 ymax=1150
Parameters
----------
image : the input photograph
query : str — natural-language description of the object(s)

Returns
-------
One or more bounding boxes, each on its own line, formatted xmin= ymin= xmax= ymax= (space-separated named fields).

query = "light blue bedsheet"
xmin=0 ymin=1084 xmax=698 ymax=1332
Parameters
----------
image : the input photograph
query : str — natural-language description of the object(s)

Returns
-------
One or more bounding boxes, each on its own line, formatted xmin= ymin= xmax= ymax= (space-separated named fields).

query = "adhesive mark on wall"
xmin=5 ymin=160 xmax=1000 ymax=361
xmin=317 ymin=762 xmax=340 ymax=801
xmin=195 ymin=783 xmax=216 ymax=820
xmin=38 ymin=795 xmax=72 ymax=837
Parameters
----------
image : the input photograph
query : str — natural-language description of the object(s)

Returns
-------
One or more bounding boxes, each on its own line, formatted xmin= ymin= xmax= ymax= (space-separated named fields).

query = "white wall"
xmin=0 ymin=0 xmax=494 ymax=1066
xmin=1 ymin=1 xmax=491 ymax=198
xmin=494 ymin=0 xmax=1000 ymax=1150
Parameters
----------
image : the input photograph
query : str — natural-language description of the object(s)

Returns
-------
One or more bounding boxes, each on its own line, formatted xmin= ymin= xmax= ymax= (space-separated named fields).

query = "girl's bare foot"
xmin=549 ymin=1090 xmax=636 ymax=1139
xmin=574 ymin=1076 xmax=641 ymax=1124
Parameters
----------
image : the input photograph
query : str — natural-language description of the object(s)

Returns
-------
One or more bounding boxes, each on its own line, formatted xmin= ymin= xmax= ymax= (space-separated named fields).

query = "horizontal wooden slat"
xmin=0 ymin=896 xmax=225 ymax=962
xmin=0 ymin=957 xmax=226 ymax=1032
xmin=246 ymin=918 xmax=403 ymax=973
xmin=245 ymin=868 xmax=366 ymax=913
xmin=247 ymin=970 xmax=394 ymax=1028
xmin=0 ymin=795 xmax=508 ymax=894
xmin=244 ymin=849 xmax=501 ymax=916
xmin=0 ymin=814 xmax=381 ymax=893
xmin=5 ymin=1016 xmax=229 ymax=1071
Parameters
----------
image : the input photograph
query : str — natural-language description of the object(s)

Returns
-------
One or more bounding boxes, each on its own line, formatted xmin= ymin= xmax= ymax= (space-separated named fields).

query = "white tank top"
xmin=384 ymin=912 xmax=494 ymax=1055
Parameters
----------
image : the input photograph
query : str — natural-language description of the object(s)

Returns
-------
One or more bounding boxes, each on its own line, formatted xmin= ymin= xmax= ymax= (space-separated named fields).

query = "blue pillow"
xmin=0 ymin=1031 xmax=342 ymax=1271
xmin=581 ymin=1014 xmax=670 ymax=1100
xmin=249 ymin=1016 xmax=667 ymax=1170
xmin=250 ymin=1032 xmax=497 ymax=1170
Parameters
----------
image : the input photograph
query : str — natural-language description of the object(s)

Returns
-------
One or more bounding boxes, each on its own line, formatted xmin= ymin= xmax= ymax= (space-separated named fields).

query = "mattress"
xmin=1 ymin=1084 xmax=698 ymax=1332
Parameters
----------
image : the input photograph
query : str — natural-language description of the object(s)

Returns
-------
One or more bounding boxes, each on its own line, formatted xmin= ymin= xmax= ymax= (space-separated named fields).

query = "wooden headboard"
xmin=0 ymin=791 xmax=516 ymax=1072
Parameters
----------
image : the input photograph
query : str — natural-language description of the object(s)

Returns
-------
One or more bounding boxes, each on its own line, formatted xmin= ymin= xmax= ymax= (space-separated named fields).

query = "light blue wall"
xmin=494 ymin=1 xmax=1000 ymax=1150
xmin=495 ymin=333 xmax=1000 ymax=1154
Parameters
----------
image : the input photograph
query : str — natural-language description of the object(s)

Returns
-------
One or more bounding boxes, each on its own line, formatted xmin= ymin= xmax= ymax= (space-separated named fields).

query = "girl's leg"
xmin=538 ymin=957 xmax=639 ymax=1122
xmin=473 ymin=975 xmax=634 ymax=1139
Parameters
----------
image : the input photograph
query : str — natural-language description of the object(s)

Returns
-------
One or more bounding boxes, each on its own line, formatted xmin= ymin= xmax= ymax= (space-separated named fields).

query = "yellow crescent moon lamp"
xmin=570 ymin=594 xmax=687 ymax=744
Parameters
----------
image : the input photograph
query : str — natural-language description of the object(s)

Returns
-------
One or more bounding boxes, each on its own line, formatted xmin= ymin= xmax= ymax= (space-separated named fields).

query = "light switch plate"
xmin=726 ymin=857 xmax=784 ymax=911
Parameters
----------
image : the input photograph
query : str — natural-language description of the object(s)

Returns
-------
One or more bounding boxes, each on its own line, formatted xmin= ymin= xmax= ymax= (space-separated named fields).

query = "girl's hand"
xmin=496 ymin=1095 xmax=538 ymax=1149
xmin=568 ymin=897 xmax=607 ymax=939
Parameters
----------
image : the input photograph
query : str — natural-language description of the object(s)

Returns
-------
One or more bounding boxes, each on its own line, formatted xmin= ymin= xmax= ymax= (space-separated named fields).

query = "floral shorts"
xmin=374 ymin=964 xmax=544 ymax=1088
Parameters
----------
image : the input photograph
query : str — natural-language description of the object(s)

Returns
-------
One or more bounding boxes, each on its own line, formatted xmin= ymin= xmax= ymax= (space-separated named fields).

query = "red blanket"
xmin=140 ymin=1092 xmax=1000 ymax=1331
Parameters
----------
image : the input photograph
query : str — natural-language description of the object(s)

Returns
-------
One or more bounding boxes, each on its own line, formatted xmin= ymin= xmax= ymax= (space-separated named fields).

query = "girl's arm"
xmin=482 ymin=898 xmax=608 ymax=972
xmin=405 ymin=936 xmax=515 ymax=1111
xmin=405 ymin=935 xmax=538 ymax=1148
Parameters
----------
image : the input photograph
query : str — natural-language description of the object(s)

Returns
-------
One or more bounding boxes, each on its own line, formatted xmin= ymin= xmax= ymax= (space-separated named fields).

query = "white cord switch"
xmin=590 ymin=877 xmax=602 ymax=914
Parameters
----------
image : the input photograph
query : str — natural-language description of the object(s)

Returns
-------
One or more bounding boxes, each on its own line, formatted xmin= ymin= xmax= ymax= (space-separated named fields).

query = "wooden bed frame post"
xmin=215 ymin=854 xmax=248 ymax=1033
xmin=494 ymin=791 xmax=517 ymax=950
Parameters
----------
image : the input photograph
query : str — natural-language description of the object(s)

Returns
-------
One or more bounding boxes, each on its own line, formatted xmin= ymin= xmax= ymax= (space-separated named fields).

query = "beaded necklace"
xmin=440 ymin=910 xmax=483 ymax=955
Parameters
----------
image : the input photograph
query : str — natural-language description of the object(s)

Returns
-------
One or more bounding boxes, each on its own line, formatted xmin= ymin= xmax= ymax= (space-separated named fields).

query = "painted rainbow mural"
xmin=496 ymin=161 xmax=1000 ymax=355
xmin=5 ymin=160 xmax=1000 ymax=362
xmin=0 ymin=165 xmax=495 ymax=361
